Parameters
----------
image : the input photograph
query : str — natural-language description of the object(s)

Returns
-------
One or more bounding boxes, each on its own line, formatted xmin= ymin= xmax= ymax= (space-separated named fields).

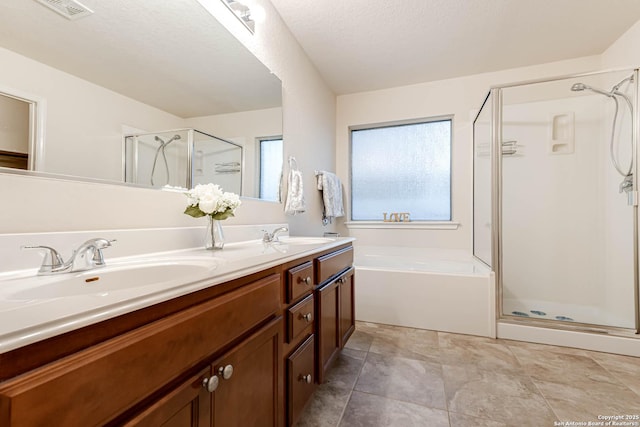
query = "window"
xmin=258 ymin=137 xmax=283 ymax=201
xmin=350 ymin=118 xmax=452 ymax=221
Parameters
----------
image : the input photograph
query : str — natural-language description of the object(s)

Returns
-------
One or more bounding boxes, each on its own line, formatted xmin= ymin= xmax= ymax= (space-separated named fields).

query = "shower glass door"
xmin=499 ymin=69 xmax=637 ymax=329
xmin=473 ymin=92 xmax=493 ymax=267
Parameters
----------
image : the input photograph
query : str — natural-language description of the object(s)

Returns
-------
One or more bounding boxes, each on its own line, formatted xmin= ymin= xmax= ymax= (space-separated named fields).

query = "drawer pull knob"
xmin=298 ymin=276 xmax=312 ymax=285
xmin=298 ymin=374 xmax=312 ymax=384
xmin=301 ymin=312 xmax=313 ymax=322
xmin=202 ymin=375 xmax=219 ymax=393
xmin=218 ymin=364 xmax=234 ymax=380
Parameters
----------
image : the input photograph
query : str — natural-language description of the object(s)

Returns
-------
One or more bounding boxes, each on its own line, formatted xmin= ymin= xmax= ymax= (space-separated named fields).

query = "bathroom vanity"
xmin=0 ymin=237 xmax=354 ymax=427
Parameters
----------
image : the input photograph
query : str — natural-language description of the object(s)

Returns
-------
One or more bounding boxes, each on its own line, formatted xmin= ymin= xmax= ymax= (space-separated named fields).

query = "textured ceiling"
xmin=270 ymin=0 xmax=640 ymax=94
xmin=0 ymin=0 xmax=282 ymax=118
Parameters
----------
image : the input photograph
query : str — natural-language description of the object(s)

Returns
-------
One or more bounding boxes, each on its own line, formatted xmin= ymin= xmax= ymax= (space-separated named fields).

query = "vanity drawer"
xmin=287 ymin=294 xmax=314 ymax=343
xmin=0 ymin=274 xmax=281 ymax=427
xmin=287 ymin=334 xmax=316 ymax=426
xmin=316 ymin=247 xmax=353 ymax=285
xmin=287 ymin=261 xmax=314 ymax=303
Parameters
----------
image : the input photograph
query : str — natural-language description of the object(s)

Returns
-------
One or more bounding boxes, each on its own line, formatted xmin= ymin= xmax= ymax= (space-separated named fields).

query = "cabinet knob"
xmin=202 ymin=375 xmax=219 ymax=393
xmin=337 ymin=276 xmax=346 ymax=284
xmin=301 ymin=312 xmax=312 ymax=322
xmin=218 ymin=364 xmax=234 ymax=380
xmin=298 ymin=374 xmax=312 ymax=384
xmin=299 ymin=276 xmax=312 ymax=285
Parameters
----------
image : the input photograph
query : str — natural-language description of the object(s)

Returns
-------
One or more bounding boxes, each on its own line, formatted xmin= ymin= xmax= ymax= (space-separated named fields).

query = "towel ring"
xmin=288 ymin=156 xmax=299 ymax=171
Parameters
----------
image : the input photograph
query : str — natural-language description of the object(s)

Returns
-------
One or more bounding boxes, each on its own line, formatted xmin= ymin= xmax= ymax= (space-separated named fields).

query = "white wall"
xmin=0 ymin=1 xmax=335 ymax=235
xmin=336 ymin=55 xmax=602 ymax=249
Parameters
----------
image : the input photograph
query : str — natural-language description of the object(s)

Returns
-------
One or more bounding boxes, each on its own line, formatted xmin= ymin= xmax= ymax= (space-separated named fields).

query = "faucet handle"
xmin=22 ymin=245 xmax=65 ymax=273
xmin=89 ymin=238 xmax=116 ymax=265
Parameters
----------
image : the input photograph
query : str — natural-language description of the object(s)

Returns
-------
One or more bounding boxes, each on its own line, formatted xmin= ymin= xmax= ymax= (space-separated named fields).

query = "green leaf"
xmin=211 ymin=210 xmax=235 ymax=220
xmin=184 ymin=205 xmax=206 ymax=218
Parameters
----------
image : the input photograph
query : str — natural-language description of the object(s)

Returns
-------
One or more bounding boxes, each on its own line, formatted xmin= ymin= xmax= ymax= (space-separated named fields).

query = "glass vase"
xmin=205 ymin=216 xmax=225 ymax=250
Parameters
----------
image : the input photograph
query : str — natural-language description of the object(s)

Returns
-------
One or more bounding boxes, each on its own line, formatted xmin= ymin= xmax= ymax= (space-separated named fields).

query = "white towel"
xmin=316 ymin=171 xmax=344 ymax=223
xmin=284 ymin=169 xmax=306 ymax=215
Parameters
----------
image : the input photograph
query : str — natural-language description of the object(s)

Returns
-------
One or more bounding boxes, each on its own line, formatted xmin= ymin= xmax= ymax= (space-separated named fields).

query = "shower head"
xmin=570 ymin=82 xmax=613 ymax=97
xmin=166 ymin=134 xmax=181 ymax=144
xmin=154 ymin=134 xmax=182 ymax=145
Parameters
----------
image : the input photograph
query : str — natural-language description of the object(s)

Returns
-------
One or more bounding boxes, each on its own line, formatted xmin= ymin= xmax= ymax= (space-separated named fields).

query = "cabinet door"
xmin=339 ymin=268 xmax=355 ymax=347
xmin=210 ymin=317 xmax=283 ymax=427
xmin=287 ymin=335 xmax=316 ymax=426
xmin=315 ymin=280 xmax=340 ymax=384
xmin=122 ymin=368 xmax=211 ymax=427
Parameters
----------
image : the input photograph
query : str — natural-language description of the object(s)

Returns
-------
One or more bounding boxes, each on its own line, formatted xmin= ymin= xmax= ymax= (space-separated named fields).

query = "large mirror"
xmin=0 ymin=0 xmax=283 ymax=200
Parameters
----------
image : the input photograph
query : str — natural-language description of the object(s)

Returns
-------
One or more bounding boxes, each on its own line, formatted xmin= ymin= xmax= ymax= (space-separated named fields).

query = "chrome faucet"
xmin=262 ymin=227 xmax=288 ymax=243
xmin=24 ymin=238 xmax=115 ymax=275
xmin=65 ymin=238 xmax=115 ymax=272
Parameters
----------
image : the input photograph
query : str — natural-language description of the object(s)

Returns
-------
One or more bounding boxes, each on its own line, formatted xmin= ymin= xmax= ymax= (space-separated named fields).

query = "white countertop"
xmin=0 ymin=237 xmax=354 ymax=354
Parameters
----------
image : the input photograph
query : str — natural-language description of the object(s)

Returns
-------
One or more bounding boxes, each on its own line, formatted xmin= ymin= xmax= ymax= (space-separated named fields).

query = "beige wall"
xmin=0 ymin=94 xmax=29 ymax=154
xmin=602 ymin=19 xmax=640 ymax=69
xmin=0 ymin=1 xmax=336 ymax=235
xmin=0 ymin=47 xmax=186 ymax=182
xmin=335 ymin=55 xmax=602 ymax=249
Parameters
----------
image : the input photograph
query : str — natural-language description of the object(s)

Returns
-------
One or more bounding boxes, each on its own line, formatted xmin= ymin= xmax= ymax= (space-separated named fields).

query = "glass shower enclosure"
xmin=123 ymin=128 xmax=242 ymax=193
xmin=473 ymin=69 xmax=640 ymax=333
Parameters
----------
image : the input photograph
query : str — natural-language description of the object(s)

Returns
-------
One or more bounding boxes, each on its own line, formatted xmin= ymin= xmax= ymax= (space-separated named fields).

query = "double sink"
xmin=0 ymin=236 xmax=343 ymax=353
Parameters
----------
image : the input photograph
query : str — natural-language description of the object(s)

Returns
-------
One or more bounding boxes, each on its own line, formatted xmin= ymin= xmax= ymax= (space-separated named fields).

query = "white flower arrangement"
xmin=184 ymin=183 xmax=241 ymax=220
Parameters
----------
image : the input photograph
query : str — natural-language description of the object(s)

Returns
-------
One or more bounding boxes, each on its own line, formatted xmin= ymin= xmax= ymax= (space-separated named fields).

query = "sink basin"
xmin=7 ymin=259 xmax=219 ymax=300
xmin=273 ymin=237 xmax=336 ymax=245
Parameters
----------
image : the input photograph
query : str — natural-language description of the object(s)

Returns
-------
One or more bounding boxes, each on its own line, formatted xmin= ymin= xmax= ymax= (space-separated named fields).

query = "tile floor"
xmin=295 ymin=321 xmax=640 ymax=427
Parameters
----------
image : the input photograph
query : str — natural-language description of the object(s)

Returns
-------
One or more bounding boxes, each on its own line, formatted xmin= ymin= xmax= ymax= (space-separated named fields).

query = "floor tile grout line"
xmin=436 ymin=331 xmax=453 ymax=427
xmin=589 ymin=355 xmax=640 ymax=399
xmin=504 ymin=342 xmax=562 ymax=423
xmin=334 ymin=342 xmax=372 ymax=426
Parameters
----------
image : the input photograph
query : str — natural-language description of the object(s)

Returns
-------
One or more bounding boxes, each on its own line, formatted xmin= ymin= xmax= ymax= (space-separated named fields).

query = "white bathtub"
xmin=354 ymin=246 xmax=496 ymax=337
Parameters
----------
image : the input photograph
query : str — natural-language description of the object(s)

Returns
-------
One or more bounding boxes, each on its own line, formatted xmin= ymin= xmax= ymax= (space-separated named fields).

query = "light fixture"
xmin=222 ymin=0 xmax=255 ymax=33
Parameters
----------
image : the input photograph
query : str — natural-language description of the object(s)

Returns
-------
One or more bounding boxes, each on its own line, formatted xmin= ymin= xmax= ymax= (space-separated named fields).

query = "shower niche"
xmin=124 ymin=128 xmax=242 ymax=193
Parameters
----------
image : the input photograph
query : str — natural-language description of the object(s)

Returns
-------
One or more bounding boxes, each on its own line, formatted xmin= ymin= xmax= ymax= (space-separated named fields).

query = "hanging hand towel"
xmin=316 ymin=171 xmax=344 ymax=223
xmin=285 ymin=168 xmax=306 ymax=215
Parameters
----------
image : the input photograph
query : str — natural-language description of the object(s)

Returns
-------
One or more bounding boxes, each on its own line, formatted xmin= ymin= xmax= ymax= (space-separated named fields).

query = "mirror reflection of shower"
xmin=150 ymin=134 xmax=181 ymax=186
xmin=570 ymin=75 xmax=635 ymax=197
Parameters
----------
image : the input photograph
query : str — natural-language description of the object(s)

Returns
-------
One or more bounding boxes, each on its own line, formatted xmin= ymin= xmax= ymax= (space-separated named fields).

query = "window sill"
xmin=344 ymin=221 xmax=460 ymax=230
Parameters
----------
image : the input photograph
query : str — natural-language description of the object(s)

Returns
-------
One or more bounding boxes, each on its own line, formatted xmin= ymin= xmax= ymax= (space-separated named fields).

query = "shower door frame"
xmin=482 ymin=68 xmax=640 ymax=336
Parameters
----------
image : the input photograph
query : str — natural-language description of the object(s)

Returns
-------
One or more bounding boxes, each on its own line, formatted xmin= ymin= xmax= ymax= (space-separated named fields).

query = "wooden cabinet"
xmin=0 ymin=241 xmax=354 ymax=427
xmin=339 ymin=268 xmax=355 ymax=346
xmin=282 ymin=261 xmax=316 ymax=426
xmin=286 ymin=335 xmax=315 ymax=424
xmin=316 ymin=278 xmax=340 ymax=383
xmin=122 ymin=368 xmax=211 ymax=427
xmin=315 ymin=246 xmax=355 ymax=384
xmin=286 ymin=261 xmax=314 ymax=304
xmin=126 ymin=318 xmax=282 ymax=427
xmin=210 ymin=318 xmax=282 ymax=427
xmin=287 ymin=294 xmax=314 ymax=343
xmin=0 ymin=274 xmax=282 ymax=427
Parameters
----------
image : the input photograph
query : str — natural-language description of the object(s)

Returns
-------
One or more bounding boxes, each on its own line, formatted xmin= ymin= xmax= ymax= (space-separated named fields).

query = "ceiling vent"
xmin=35 ymin=0 xmax=94 ymax=20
